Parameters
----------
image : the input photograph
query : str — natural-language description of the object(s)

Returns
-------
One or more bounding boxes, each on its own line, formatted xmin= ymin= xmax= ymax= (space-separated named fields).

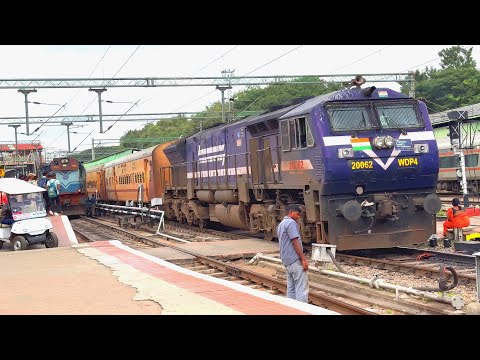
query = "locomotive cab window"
xmin=280 ymin=117 xmax=314 ymax=151
xmin=375 ymin=102 xmax=423 ymax=129
xmin=326 ymin=104 xmax=373 ymax=132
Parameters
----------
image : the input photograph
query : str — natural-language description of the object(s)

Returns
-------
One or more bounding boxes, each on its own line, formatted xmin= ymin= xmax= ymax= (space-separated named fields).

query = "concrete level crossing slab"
xmin=141 ymin=247 xmax=196 ymax=264
xmin=167 ymin=238 xmax=280 ymax=259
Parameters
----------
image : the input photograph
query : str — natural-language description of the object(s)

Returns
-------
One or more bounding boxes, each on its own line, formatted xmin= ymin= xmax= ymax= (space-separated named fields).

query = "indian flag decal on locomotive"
xmin=350 ymin=138 xmax=372 ymax=151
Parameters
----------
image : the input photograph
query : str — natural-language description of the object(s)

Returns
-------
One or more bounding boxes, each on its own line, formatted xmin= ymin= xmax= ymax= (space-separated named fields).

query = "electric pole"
xmin=8 ymin=124 xmax=21 ymax=162
xmin=89 ymin=88 xmax=107 ymax=133
xmin=62 ymin=121 xmax=73 ymax=153
xmin=18 ymin=89 xmax=37 ymax=135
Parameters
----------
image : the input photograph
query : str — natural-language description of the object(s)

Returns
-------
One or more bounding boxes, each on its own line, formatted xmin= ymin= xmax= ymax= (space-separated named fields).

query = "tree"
xmin=401 ymin=46 xmax=480 ymax=113
xmin=439 ymin=46 xmax=476 ymax=69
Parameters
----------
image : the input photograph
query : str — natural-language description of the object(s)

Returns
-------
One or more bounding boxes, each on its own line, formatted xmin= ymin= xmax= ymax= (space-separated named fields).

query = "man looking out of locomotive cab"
xmin=442 ymin=197 xmax=470 ymax=238
xmin=276 ymin=204 xmax=309 ymax=303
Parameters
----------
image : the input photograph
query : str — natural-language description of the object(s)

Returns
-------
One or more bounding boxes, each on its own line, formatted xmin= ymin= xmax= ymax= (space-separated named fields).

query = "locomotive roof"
xmin=242 ymin=104 xmax=300 ymax=127
xmin=279 ymin=87 xmax=410 ymax=119
xmin=179 ymin=87 xmax=410 ymax=141
xmin=183 ymin=104 xmax=299 ymax=140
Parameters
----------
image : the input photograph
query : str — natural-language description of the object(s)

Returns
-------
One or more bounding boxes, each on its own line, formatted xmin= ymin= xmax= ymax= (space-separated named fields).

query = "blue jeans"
xmin=49 ymin=197 xmax=62 ymax=213
xmin=285 ymin=259 xmax=309 ymax=303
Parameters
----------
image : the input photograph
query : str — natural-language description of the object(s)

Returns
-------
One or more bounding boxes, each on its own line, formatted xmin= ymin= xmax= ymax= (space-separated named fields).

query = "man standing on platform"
xmin=276 ymin=204 xmax=309 ymax=303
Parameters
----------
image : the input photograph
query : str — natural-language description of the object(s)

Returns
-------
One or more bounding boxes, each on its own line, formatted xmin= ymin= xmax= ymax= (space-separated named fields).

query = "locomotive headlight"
xmin=373 ymin=136 xmax=384 ymax=149
xmin=414 ymin=143 xmax=429 ymax=153
xmin=384 ymin=135 xmax=394 ymax=148
xmin=338 ymin=148 xmax=354 ymax=158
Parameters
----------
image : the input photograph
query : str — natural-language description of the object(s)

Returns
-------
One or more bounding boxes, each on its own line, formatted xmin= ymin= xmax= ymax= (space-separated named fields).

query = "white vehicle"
xmin=0 ymin=178 xmax=58 ymax=251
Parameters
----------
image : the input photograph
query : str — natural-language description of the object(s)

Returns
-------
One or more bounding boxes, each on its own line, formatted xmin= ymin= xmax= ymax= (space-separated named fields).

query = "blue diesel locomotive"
xmin=45 ymin=157 xmax=86 ymax=216
xmin=162 ymin=83 xmax=441 ymax=250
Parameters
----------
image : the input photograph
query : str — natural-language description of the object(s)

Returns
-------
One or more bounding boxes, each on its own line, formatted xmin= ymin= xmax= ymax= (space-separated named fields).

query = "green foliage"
xmin=120 ymin=117 xmax=193 ymax=148
xmin=401 ymin=46 xmax=480 ymax=113
xmin=439 ymin=46 xmax=476 ymax=69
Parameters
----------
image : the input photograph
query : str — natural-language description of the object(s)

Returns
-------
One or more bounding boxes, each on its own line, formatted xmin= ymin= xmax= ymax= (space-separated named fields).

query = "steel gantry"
xmin=1 ymin=72 xmax=415 ymax=135
xmin=0 ymin=73 xmax=415 ymax=89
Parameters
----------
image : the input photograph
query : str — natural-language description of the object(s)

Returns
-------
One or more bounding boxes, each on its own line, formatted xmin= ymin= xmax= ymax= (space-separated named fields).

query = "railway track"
xmin=338 ymin=247 xmax=477 ymax=285
xmin=254 ymin=259 xmax=457 ymax=315
xmin=99 ymin=213 xmax=250 ymax=242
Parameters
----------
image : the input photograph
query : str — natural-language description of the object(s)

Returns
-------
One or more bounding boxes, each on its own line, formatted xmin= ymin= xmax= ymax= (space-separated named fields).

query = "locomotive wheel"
xmin=12 ymin=235 xmax=28 ymax=251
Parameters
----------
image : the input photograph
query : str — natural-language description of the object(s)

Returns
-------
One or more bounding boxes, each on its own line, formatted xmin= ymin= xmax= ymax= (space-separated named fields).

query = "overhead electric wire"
xmin=402 ymin=57 xmax=440 ymax=72
xmin=194 ymin=45 xmax=240 ymax=75
xmin=242 ymin=45 xmax=303 ymax=76
xmin=49 ymin=45 xmax=142 ymax=151
xmin=151 ymin=46 xmax=242 ymax=113
xmin=43 ymin=45 xmax=112 ymax=148
xmin=330 ymin=45 xmax=393 ymax=73
xmin=72 ymin=130 xmax=94 ymax=152
xmin=102 ymin=100 xmax=140 ymax=134
xmin=112 ymin=45 xmax=141 ymax=79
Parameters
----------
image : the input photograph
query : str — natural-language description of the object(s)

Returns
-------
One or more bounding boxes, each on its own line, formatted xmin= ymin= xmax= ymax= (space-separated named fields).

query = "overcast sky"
xmin=0 ymin=45 xmax=473 ymax=154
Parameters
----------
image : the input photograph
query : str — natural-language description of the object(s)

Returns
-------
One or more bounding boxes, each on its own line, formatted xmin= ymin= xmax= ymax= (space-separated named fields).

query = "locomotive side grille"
xmin=247 ymin=119 xmax=278 ymax=136
xmin=257 ymin=122 xmax=268 ymax=132
xmin=247 ymin=124 xmax=258 ymax=135
xmin=266 ymin=119 xmax=279 ymax=130
xmin=314 ymin=148 xmax=324 ymax=180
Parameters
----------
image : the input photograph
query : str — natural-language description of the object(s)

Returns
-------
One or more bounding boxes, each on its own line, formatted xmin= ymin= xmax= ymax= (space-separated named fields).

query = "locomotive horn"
xmin=362 ymin=86 xmax=376 ymax=97
xmin=351 ymin=76 xmax=366 ymax=87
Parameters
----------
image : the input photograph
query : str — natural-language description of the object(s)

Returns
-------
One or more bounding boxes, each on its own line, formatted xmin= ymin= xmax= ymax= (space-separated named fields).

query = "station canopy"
xmin=0 ymin=144 xmax=43 ymax=151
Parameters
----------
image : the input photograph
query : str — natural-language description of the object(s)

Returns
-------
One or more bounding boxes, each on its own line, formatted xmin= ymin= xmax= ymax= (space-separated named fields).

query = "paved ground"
xmin=0 ymin=241 xmax=335 ymax=315
xmin=0 ymin=246 xmax=161 ymax=314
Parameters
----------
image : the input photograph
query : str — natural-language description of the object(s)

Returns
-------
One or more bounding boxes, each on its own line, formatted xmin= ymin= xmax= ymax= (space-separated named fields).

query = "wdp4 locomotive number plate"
xmin=349 ymin=160 xmax=374 ymax=170
xmin=397 ymin=157 xmax=418 ymax=167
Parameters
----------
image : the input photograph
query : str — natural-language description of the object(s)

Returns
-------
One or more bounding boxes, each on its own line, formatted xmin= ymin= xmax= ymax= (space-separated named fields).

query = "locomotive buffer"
xmin=448 ymin=110 xmax=470 ymax=207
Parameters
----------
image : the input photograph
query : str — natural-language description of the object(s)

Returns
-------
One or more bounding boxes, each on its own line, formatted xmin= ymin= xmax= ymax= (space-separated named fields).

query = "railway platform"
xmin=0 ymin=240 xmax=336 ymax=315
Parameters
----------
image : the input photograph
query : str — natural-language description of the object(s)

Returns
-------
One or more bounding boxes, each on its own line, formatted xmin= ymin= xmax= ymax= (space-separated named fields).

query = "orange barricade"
xmin=48 ymin=215 xmax=78 ymax=247
xmin=466 ymin=207 xmax=480 ymax=217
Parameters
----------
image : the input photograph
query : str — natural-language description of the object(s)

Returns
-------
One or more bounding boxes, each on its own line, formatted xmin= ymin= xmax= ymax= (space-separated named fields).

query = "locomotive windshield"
xmin=326 ymin=100 xmax=424 ymax=132
xmin=327 ymin=106 xmax=373 ymax=131
xmin=376 ymin=104 xmax=422 ymax=130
